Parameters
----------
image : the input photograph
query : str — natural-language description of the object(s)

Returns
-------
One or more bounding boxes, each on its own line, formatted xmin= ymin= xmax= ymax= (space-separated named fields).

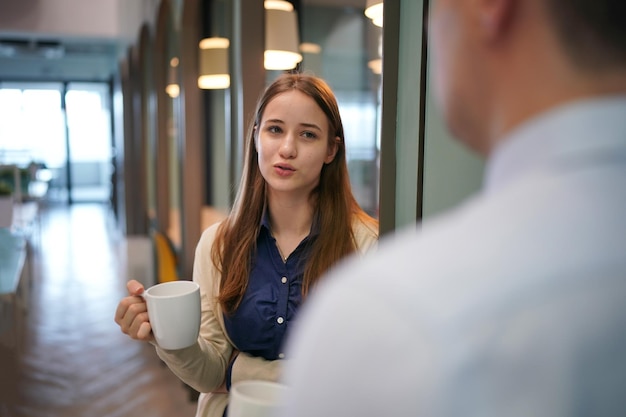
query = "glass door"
xmin=65 ymin=82 xmax=113 ymax=203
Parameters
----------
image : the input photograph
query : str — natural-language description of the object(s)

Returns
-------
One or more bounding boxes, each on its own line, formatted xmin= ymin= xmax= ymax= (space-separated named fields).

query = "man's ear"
xmin=477 ymin=0 xmax=516 ymax=41
xmin=324 ymin=137 xmax=340 ymax=164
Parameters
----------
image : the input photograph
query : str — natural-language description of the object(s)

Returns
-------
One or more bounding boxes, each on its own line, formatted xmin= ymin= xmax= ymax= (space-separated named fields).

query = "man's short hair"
xmin=544 ymin=0 xmax=626 ymax=71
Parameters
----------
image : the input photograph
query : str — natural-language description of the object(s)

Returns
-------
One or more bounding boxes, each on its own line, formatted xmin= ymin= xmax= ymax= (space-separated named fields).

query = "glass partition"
xmin=155 ymin=0 xmax=184 ymax=248
xmin=295 ymin=3 xmax=382 ymax=217
xmin=165 ymin=19 xmax=182 ymax=248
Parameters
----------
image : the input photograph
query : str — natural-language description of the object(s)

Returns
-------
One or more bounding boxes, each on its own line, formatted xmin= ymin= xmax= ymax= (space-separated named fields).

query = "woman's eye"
xmin=268 ymin=126 xmax=282 ymax=134
xmin=302 ymin=131 xmax=317 ymax=139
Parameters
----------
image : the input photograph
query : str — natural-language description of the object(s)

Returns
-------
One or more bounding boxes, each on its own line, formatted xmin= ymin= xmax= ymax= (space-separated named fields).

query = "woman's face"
xmin=256 ymin=90 xmax=338 ymax=198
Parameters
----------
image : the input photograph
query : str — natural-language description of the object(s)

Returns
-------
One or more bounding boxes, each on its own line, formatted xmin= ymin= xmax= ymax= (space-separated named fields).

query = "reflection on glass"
xmin=297 ymin=3 xmax=382 ymax=217
xmin=365 ymin=0 xmax=384 ymax=28
xmin=166 ymin=14 xmax=182 ymax=249
xmin=166 ymin=57 xmax=180 ymax=98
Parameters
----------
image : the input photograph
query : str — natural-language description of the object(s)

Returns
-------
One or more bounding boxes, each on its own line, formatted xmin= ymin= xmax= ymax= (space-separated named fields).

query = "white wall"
xmin=0 ymin=0 xmax=162 ymax=81
xmin=0 ymin=0 xmax=159 ymax=45
xmin=0 ymin=0 xmax=118 ymax=39
xmin=117 ymin=0 xmax=161 ymax=44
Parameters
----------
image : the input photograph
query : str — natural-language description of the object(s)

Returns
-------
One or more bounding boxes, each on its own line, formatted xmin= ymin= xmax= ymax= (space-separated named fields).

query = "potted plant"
xmin=0 ymin=180 xmax=14 ymax=228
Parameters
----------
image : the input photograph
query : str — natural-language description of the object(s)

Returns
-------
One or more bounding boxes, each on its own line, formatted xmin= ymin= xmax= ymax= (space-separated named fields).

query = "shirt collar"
xmin=484 ymin=95 xmax=626 ymax=193
xmin=260 ymin=205 xmax=272 ymax=231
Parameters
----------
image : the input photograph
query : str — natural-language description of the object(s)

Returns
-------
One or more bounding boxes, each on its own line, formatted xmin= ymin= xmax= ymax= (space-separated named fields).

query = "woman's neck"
xmin=267 ymin=193 xmax=314 ymax=237
xmin=267 ymin=192 xmax=316 ymax=261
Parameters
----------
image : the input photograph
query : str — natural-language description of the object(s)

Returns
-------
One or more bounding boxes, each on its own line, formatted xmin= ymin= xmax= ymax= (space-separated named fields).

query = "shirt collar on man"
xmin=484 ymin=95 xmax=626 ymax=193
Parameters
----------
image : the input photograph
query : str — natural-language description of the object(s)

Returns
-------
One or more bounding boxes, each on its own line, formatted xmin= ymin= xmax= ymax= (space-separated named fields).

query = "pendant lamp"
xmin=365 ymin=0 xmax=383 ymax=27
xmin=198 ymin=37 xmax=230 ymax=89
xmin=264 ymin=0 xmax=303 ymax=70
xmin=368 ymin=59 xmax=382 ymax=75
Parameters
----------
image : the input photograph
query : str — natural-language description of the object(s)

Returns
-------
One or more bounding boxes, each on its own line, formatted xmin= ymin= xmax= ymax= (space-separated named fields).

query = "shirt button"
xmin=281 ymin=277 xmax=287 ymax=284
xmin=277 ymin=317 xmax=284 ymax=324
xmin=278 ymin=353 xmax=285 ymax=359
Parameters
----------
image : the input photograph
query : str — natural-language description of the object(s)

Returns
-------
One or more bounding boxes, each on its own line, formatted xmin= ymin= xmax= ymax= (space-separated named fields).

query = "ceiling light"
xmin=264 ymin=0 xmax=303 ymax=70
xmin=365 ymin=0 xmax=383 ymax=27
xmin=299 ymin=42 xmax=321 ymax=54
xmin=166 ymin=57 xmax=179 ymax=98
xmin=368 ymin=58 xmax=382 ymax=75
xmin=198 ymin=37 xmax=230 ymax=90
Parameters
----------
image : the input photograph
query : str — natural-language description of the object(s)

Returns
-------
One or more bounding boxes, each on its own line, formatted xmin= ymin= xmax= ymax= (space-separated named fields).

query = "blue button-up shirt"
xmin=223 ymin=212 xmax=317 ymax=360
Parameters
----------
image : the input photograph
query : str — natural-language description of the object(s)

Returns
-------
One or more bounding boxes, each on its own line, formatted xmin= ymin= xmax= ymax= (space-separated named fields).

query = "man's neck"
xmin=485 ymin=58 xmax=626 ymax=156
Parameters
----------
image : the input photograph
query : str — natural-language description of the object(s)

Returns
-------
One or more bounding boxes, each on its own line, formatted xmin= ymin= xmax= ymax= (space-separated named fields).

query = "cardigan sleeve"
xmin=230 ymin=352 xmax=284 ymax=387
xmin=353 ymin=216 xmax=379 ymax=253
xmin=155 ymin=223 xmax=234 ymax=393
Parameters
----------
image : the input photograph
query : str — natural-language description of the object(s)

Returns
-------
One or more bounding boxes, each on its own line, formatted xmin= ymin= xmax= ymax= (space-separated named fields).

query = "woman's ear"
xmin=324 ymin=136 xmax=340 ymax=164
xmin=253 ymin=125 xmax=259 ymax=150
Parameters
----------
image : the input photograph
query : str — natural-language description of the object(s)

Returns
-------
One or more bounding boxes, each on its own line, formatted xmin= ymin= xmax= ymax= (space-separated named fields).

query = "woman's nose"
xmin=278 ymin=135 xmax=297 ymax=158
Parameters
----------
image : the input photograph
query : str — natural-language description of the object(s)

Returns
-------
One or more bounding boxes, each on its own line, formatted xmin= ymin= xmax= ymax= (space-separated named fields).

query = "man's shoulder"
xmin=317 ymin=191 xmax=523 ymax=319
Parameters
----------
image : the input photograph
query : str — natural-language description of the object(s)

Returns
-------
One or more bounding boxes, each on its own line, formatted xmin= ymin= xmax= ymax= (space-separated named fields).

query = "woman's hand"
xmin=114 ymin=279 xmax=154 ymax=343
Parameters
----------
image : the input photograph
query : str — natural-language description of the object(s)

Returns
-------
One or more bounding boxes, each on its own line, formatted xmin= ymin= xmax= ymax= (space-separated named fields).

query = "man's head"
xmin=429 ymin=0 xmax=626 ymax=156
xmin=544 ymin=0 xmax=626 ymax=72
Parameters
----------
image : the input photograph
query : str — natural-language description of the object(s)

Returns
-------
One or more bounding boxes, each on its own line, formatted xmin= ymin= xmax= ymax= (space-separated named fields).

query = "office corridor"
xmin=1 ymin=203 xmax=198 ymax=417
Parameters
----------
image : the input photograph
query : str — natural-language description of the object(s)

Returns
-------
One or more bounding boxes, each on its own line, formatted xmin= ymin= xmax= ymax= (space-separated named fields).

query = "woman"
xmin=115 ymin=73 xmax=378 ymax=416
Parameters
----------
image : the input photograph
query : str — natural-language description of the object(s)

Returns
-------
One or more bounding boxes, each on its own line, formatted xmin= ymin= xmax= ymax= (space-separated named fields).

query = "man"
xmin=279 ymin=0 xmax=626 ymax=416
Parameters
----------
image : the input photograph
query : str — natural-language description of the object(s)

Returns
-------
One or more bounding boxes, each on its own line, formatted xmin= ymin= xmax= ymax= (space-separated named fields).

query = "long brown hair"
xmin=213 ymin=73 xmax=377 ymax=314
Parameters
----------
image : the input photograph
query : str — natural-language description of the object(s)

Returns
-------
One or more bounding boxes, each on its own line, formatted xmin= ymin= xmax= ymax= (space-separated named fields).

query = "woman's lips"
xmin=274 ymin=164 xmax=295 ymax=177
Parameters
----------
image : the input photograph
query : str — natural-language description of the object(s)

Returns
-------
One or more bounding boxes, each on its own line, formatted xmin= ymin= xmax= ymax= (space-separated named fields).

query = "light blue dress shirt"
xmin=281 ymin=96 xmax=626 ymax=417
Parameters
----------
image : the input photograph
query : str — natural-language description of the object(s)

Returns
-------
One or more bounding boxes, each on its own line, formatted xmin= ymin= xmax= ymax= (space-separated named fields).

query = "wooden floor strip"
xmin=0 ymin=203 xmax=198 ymax=417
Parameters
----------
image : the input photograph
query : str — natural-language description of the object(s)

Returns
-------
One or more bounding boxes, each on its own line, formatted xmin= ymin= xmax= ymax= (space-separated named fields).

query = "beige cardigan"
xmin=156 ymin=217 xmax=378 ymax=417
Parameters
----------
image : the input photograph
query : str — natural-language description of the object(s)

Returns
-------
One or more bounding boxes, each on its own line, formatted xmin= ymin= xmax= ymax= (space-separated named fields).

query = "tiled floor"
xmin=0 ymin=203 xmax=198 ymax=417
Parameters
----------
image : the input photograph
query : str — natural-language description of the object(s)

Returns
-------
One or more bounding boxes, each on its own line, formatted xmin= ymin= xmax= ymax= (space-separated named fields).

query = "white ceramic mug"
xmin=142 ymin=280 xmax=200 ymax=350
xmin=228 ymin=380 xmax=289 ymax=417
